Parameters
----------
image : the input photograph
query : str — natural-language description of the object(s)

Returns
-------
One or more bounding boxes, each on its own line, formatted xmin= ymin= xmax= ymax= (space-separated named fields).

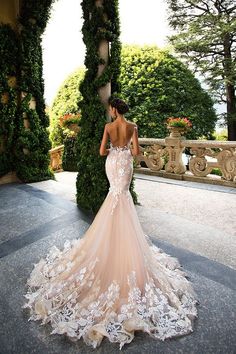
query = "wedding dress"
xmin=22 ymin=141 xmax=197 ymax=350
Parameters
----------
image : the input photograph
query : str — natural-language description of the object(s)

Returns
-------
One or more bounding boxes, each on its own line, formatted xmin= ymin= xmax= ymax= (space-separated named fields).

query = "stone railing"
xmin=49 ymin=135 xmax=236 ymax=186
xmin=49 ymin=145 xmax=64 ymax=171
xmin=135 ymin=136 xmax=236 ymax=184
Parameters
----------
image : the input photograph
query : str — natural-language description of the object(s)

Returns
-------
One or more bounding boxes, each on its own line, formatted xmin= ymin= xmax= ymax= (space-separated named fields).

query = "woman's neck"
xmin=115 ymin=114 xmax=125 ymax=122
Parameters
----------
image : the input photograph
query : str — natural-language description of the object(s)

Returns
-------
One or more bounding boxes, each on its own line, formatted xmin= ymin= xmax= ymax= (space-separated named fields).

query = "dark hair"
xmin=108 ymin=97 xmax=129 ymax=114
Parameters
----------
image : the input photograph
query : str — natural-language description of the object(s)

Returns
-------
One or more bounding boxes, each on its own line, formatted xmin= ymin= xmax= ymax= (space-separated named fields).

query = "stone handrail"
xmin=49 ymin=135 xmax=236 ymax=185
xmin=135 ymin=137 xmax=236 ymax=183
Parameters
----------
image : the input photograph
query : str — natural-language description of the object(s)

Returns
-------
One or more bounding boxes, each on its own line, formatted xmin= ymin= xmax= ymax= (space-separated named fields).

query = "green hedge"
xmin=120 ymin=45 xmax=217 ymax=139
xmin=62 ymin=135 xmax=78 ymax=171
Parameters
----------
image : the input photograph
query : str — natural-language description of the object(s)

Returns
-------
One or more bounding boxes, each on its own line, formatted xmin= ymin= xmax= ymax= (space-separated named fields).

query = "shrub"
xmin=120 ymin=45 xmax=217 ymax=140
xmin=49 ymin=68 xmax=85 ymax=147
xmin=62 ymin=135 xmax=78 ymax=171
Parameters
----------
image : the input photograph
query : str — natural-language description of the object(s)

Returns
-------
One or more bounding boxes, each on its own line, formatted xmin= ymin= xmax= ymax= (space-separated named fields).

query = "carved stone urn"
xmin=167 ymin=126 xmax=186 ymax=139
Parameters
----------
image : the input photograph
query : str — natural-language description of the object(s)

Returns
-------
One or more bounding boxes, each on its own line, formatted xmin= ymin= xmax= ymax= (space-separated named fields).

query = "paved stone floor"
xmin=0 ymin=175 xmax=236 ymax=354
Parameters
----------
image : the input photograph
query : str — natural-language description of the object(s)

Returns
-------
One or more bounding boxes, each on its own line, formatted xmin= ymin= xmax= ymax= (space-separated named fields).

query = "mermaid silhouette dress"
xmin=22 ymin=141 xmax=197 ymax=350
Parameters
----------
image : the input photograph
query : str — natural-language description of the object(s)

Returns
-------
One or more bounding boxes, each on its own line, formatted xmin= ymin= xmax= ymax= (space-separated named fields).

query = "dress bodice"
xmin=105 ymin=140 xmax=133 ymax=214
xmin=109 ymin=141 xmax=131 ymax=152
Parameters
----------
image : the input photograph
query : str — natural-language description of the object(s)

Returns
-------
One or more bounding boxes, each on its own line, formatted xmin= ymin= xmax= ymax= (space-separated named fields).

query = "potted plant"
xmin=59 ymin=113 xmax=81 ymax=133
xmin=166 ymin=117 xmax=192 ymax=138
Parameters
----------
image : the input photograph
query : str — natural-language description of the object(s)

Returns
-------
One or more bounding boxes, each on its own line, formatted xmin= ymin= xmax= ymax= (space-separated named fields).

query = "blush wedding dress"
xmin=22 ymin=141 xmax=197 ymax=350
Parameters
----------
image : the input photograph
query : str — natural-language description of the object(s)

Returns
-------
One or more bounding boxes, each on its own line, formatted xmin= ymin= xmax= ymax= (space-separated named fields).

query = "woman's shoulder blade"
xmin=125 ymin=120 xmax=137 ymax=128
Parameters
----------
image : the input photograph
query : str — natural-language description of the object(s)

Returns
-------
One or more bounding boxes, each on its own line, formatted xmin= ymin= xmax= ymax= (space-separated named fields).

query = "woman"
xmin=22 ymin=98 xmax=197 ymax=350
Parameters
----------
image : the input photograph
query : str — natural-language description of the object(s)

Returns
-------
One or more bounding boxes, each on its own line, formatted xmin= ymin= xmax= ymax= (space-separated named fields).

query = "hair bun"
xmin=109 ymin=97 xmax=129 ymax=114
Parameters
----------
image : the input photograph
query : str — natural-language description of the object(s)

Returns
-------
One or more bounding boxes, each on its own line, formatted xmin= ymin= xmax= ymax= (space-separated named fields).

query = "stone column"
xmin=95 ymin=0 xmax=111 ymax=119
xmin=0 ymin=0 xmax=20 ymax=184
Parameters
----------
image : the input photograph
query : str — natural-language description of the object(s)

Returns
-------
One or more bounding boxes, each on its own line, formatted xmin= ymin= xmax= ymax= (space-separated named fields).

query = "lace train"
xmin=22 ymin=145 xmax=197 ymax=350
xmin=22 ymin=235 xmax=197 ymax=350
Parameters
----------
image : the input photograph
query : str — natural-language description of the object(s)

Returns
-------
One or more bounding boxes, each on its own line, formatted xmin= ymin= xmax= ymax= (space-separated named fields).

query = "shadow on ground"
xmin=0 ymin=183 xmax=235 ymax=354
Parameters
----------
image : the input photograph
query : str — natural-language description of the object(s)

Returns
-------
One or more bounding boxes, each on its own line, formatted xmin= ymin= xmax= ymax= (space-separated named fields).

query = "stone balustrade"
xmin=135 ymin=137 xmax=236 ymax=184
xmin=49 ymin=135 xmax=236 ymax=186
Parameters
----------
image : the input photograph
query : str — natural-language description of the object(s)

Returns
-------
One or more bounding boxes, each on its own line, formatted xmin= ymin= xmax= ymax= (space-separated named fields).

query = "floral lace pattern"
xmin=23 ymin=238 xmax=197 ymax=350
xmin=106 ymin=142 xmax=133 ymax=215
xmin=22 ymin=138 xmax=198 ymax=350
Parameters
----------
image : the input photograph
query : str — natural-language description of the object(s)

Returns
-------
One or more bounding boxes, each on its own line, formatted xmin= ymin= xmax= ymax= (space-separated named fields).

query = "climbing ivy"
xmin=14 ymin=0 xmax=54 ymax=182
xmin=0 ymin=24 xmax=19 ymax=177
xmin=76 ymin=0 xmax=128 ymax=213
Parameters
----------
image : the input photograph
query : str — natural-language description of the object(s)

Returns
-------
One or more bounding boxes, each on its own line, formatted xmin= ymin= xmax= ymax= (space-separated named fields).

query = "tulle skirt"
xmin=22 ymin=147 xmax=197 ymax=350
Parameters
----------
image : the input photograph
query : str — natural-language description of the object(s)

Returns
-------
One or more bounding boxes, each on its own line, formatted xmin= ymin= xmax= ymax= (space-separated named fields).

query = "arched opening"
xmin=0 ymin=0 xmax=122 ymax=212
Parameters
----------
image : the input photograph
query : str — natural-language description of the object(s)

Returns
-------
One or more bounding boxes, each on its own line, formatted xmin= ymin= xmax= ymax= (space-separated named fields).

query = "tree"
xmin=49 ymin=68 xmax=84 ymax=147
xmin=51 ymin=46 xmax=217 ymax=141
xmin=120 ymin=45 xmax=217 ymax=139
xmin=166 ymin=0 xmax=236 ymax=140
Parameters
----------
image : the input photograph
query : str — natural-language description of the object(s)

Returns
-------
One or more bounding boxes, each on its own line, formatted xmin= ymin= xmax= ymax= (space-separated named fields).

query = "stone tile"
xmin=0 ymin=184 xmax=92 ymax=257
xmin=156 ymin=239 xmax=236 ymax=292
xmin=0 ymin=198 xmax=66 ymax=245
xmin=16 ymin=184 xmax=77 ymax=212
xmin=137 ymin=206 xmax=236 ymax=270
xmin=0 ymin=218 xmax=89 ymax=280
xmin=134 ymin=172 xmax=236 ymax=194
xmin=0 ymin=181 xmax=235 ymax=353
xmin=0 ymin=231 xmax=235 ymax=354
xmin=0 ymin=185 xmax=30 ymax=212
xmin=28 ymin=179 xmax=77 ymax=203
xmin=0 ymin=209 xmax=89 ymax=259
xmin=0 ymin=190 xmax=47 ymax=220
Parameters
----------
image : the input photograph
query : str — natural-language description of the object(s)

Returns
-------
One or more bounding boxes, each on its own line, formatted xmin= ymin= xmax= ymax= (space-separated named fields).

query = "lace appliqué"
xmin=106 ymin=143 xmax=133 ymax=215
xmin=108 ymin=187 xmax=130 ymax=215
xmin=22 ymin=240 xmax=197 ymax=351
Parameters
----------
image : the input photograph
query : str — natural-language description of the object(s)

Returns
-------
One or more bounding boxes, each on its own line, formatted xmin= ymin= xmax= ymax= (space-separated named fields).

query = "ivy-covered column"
xmin=96 ymin=0 xmax=111 ymax=111
xmin=76 ymin=0 xmax=121 ymax=212
xmin=14 ymin=0 xmax=54 ymax=182
xmin=0 ymin=24 xmax=19 ymax=177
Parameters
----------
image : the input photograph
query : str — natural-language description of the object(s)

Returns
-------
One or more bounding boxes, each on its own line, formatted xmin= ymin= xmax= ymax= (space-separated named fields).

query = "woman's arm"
xmin=99 ymin=123 xmax=110 ymax=156
xmin=130 ymin=125 xmax=140 ymax=156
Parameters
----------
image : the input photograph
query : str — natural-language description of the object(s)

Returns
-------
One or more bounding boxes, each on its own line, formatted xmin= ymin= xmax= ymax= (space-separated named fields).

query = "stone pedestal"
xmin=165 ymin=137 xmax=186 ymax=174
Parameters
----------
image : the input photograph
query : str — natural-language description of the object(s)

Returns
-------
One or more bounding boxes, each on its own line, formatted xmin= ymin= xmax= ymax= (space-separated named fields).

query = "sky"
xmin=42 ymin=0 xmax=171 ymax=106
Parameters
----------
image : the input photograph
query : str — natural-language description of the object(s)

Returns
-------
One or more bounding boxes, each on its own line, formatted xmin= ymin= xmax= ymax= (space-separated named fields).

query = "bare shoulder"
xmin=126 ymin=120 xmax=138 ymax=129
xmin=105 ymin=122 xmax=112 ymax=131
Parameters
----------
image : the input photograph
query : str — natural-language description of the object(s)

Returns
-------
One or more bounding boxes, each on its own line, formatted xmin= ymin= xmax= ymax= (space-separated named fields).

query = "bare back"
xmin=99 ymin=118 xmax=140 ymax=156
xmin=107 ymin=120 xmax=136 ymax=147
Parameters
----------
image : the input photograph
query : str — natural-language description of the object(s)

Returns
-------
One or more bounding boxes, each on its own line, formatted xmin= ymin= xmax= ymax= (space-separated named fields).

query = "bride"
xmin=22 ymin=98 xmax=197 ymax=350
